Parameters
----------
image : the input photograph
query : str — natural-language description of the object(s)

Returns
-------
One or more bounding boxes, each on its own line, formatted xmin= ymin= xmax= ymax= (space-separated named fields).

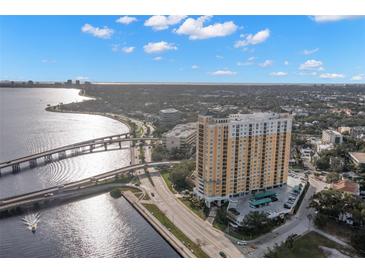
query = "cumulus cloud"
xmin=116 ymin=16 xmax=137 ymax=25
xmin=210 ymin=70 xmax=237 ymax=76
xmin=112 ymin=44 xmax=135 ymax=53
xmin=284 ymin=60 xmax=289 ymax=65
xmin=153 ymin=56 xmax=163 ymax=61
xmin=191 ymin=65 xmax=199 ymax=69
xmin=81 ymin=23 xmax=114 ymax=39
xmin=310 ymin=16 xmax=363 ymax=23
xmin=143 ymin=41 xmax=177 ymax=54
xmin=121 ymin=46 xmax=135 ymax=53
xmin=144 ymin=15 xmax=186 ymax=30
xmin=259 ymin=60 xmax=273 ymax=68
xmin=234 ymin=28 xmax=270 ymax=48
xmin=299 ymin=59 xmax=324 ymax=70
xmin=270 ymin=72 xmax=288 ymax=77
xmin=237 ymin=56 xmax=255 ymax=66
xmin=351 ymin=74 xmax=365 ymax=81
xmin=303 ymin=48 xmax=319 ymax=55
xmin=319 ymin=73 xmax=345 ymax=79
xmin=175 ymin=16 xmax=237 ymax=40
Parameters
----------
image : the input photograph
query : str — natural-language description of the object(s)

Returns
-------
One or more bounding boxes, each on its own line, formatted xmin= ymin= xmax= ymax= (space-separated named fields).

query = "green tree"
xmin=326 ymin=172 xmax=339 ymax=183
xmin=239 ymin=211 xmax=273 ymax=237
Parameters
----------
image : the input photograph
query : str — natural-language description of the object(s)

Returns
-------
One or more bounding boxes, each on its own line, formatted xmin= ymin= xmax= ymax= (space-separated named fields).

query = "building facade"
xmin=159 ymin=108 xmax=181 ymax=128
xmin=195 ymin=112 xmax=292 ymax=206
xmin=162 ymin=123 xmax=197 ymax=151
xmin=322 ymin=129 xmax=343 ymax=145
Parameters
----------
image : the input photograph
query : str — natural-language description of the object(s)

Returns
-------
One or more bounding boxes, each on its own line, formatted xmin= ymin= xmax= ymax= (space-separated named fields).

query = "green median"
xmin=143 ymin=203 xmax=209 ymax=258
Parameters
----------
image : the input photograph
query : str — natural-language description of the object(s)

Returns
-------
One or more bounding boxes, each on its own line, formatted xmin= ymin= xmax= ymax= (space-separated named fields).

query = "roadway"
xmin=0 ymin=161 xmax=179 ymax=213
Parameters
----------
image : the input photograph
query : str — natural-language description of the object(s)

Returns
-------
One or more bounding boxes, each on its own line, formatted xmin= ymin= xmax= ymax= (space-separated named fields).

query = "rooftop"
xmin=331 ymin=180 xmax=359 ymax=195
xmin=160 ymin=108 xmax=180 ymax=114
xmin=165 ymin=123 xmax=197 ymax=138
xmin=349 ymin=152 xmax=365 ymax=164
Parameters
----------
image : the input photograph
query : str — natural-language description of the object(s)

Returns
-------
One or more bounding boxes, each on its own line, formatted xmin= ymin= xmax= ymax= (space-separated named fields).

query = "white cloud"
xmin=310 ymin=16 xmax=363 ymax=23
xmin=299 ymin=59 xmax=324 ymax=70
xmin=116 ymin=16 xmax=137 ymax=25
xmin=143 ymin=41 xmax=177 ymax=54
xmin=303 ymin=48 xmax=319 ymax=55
xmin=153 ymin=56 xmax=163 ymax=61
xmin=175 ymin=16 xmax=237 ymax=40
xmin=237 ymin=56 xmax=255 ymax=66
xmin=216 ymin=55 xmax=224 ymax=59
xmin=259 ymin=60 xmax=273 ymax=68
xmin=75 ymin=76 xmax=89 ymax=80
xmin=270 ymin=71 xmax=288 ymax=77
xmin=319 ymin=73 xmax=345 ymax=79
xmin=351 ymin=74 xmax=365 ymax=81
xmin=144 ymin=15 xmax=186 ymax=31
xmin=81 ymin=23 xmax=114 ymax=39
xmin=210 ymin=70 xmax=237 ymax=76
xmin=112 ymin=44 xmax=135 ymax=53
xmin=41 ymin=59 xmax=56 ymax=64
xmin=121 ymin=46 xmax=135 ymax=53
xmin=284 ymin=60 xmax=289 ymax=65
xmin=234 ymin=28 xmax=270 ymax=48
xmin=191 ymin=65 xmax=199 ymax=69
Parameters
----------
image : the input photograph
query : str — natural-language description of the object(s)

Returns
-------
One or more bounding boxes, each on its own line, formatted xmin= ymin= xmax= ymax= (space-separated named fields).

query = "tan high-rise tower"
xmin=195 ymin=112 xmax=292 ymax=206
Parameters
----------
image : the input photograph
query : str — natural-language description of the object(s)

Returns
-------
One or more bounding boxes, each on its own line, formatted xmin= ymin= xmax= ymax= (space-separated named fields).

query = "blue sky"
xmin=0 ymin=15 xmax=364 ymax=83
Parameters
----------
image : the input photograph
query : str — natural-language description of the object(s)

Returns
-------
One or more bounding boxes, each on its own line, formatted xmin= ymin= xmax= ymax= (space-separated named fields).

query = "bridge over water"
xmin=0 ymin=133 xmax=159 ymax=176
xmin=0 ymin=161 xmax=180 ymax=216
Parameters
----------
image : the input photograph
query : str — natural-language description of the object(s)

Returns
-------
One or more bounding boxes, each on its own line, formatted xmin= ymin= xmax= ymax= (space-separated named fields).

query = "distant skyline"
xmin=1 ymin=15 xmax=364 ymax=83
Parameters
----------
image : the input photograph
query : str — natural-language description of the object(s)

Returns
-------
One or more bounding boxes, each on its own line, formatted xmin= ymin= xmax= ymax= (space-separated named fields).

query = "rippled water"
xmin=0 ymin=88 xmax=179 ymax=258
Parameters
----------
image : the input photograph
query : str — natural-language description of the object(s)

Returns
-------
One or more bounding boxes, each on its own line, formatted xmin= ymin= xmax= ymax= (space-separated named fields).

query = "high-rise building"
xmin=195 ymin=112 xmax=292 ymax=206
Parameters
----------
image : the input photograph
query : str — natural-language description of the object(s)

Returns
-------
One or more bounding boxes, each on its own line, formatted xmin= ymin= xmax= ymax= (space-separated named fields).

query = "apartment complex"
xmin=195 ymin=112 xmax=292 ymax=206
xmin=322 ymin=129 xmax=343 ymax=145
xmin=162 ymin=123 xmax=197 ymax=151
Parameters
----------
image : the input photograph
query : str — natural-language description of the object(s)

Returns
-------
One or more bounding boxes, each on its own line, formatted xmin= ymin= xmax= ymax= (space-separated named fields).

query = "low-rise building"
xmin=349 ymin=152 xmax=365 ymax=170
xmin=351 ymin=126 xmax=365 ymax=140
xmin=162 ymin=123 xmax=196 ymax=151
xmin=331 ymin=179 xmax=360 ymax=196
xmin=337 ymin=126 xmax=351 ymax=134
xmin=322 ymin=129 xmax=343 ymax=145
xmin=159 ymin=108 xmax=181 ymax=128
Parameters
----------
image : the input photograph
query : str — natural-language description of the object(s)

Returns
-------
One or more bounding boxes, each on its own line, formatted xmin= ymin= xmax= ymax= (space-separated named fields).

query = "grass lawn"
xmin=160 ymin=170 xmax=177 ymax=194
xmin=267 ymin=231 xmax=354 ymax=258
xmin=143 ymin=203 xmax=209 ymax=258
xmin=179 ymin=197 xmax=206 ymax=220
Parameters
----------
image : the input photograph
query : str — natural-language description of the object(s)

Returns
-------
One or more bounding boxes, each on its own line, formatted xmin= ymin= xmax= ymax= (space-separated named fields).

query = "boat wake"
xmin=21 ymin=212 xmax=41 ymax=233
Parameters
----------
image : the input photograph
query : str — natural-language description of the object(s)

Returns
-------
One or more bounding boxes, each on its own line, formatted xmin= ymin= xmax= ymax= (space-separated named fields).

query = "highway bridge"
xmin=0 ymin=133 xmax=159 ymax=176
xmin=0 ymin=161 xmax=180 ymax=216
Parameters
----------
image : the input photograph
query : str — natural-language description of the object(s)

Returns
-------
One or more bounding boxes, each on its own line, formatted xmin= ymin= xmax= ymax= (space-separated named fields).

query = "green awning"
xmin=254 ymin=191 xmax=276 ymax=200
xmin=249 ymin=197 xmax=272 ymax=206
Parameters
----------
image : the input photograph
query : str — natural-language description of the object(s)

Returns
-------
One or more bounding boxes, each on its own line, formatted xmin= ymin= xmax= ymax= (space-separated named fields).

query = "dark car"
xmin=219 ymin=251 xmax=227 ymax=258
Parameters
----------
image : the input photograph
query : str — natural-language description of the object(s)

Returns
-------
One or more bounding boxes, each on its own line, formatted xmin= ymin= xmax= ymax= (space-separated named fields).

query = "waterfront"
xmin=0 ymin=88 xmax=179 ymax=258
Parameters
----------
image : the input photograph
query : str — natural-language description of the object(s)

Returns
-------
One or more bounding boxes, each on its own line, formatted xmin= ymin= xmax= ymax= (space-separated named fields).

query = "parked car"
xmin=237 ymin=241 xmax=248 ymax=246
xmin=219 ymin=251 xmax=227 ymax=258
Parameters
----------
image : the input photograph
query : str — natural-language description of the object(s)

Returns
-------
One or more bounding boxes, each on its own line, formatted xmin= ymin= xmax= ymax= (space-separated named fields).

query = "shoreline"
xmin=44 ymin=96 xmax=190 ymax=258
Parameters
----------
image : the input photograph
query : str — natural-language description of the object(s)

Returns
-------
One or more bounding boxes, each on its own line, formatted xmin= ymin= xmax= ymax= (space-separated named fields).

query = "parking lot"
xmin=227 ymin=174 xmax=305 ymax=224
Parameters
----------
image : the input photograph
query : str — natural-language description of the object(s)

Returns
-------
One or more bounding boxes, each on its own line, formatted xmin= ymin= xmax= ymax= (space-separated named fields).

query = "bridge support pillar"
xmin=58 ymin=151 xmax=67 ymax=160
xmin=29 ymin=159 xmax=38 ymax=168
xmin=12 ymin=163 xmax=20 ymax=173
xmin=104 ymin=143 xmax=107 ymax=151
xmin=72 ymin=147 xmax=81 ymax=156
xmin=89 ymin=144 xmax=94 ymax=152
xmin=119 ymin=141 xmax=121 ymax=148
xmin=44 ymin=154 xmax=53 ymax=164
